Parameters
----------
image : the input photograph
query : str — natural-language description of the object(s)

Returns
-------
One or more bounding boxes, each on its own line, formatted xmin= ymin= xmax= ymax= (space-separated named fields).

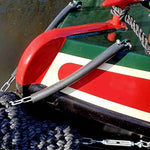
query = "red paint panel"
xmin=58 ymin=63 xmax=150 ymax=113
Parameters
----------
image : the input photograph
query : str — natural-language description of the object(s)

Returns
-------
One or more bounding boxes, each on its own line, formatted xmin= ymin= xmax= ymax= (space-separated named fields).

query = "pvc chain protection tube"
xmin=11 ymin=40 xmax=131 ymax=105
xmin=45 ymin=1 xmax=82 ymax=31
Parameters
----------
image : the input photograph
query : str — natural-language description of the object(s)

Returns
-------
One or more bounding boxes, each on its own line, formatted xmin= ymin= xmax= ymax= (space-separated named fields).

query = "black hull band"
xmin=16 ymin=83 xmax=150 ymax=138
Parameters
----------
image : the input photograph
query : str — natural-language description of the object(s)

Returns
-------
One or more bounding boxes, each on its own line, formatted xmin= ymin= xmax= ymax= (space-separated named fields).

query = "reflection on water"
xmin=0 ymin=0 xmax=68 ymax=87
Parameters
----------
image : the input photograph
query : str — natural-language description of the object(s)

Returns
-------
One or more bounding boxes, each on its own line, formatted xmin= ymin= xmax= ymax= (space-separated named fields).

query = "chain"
xmin=81 ymin=137 xmax=150 ymax=148
xmin=1 ymin=76 xmax=15 ymax=92
xmin=1 ymin=69 xmax=16 ymax=92
xmin=10 ymin=96 xmax=32 ymax=106
xmin=1 ymin=0 xmax=82 ymax=92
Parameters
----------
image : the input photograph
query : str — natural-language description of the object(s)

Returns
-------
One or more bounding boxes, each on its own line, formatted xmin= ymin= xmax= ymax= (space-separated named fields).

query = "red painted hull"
xmin=58 ymin=63 xmax=150 ymax=113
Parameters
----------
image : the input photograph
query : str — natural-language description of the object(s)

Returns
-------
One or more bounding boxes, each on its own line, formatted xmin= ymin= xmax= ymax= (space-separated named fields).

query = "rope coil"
xmin=0 ymin=92 xmax=80 ymax=150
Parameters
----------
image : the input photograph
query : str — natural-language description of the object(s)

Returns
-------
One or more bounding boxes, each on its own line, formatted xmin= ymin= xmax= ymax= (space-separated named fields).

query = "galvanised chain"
xmin=82 ymin=137 xmax=150 ymax=148
xmin=0 ymin=0 xmax=82 ymax=92
xmin=1 ymin=69 xmax=16 ymax=92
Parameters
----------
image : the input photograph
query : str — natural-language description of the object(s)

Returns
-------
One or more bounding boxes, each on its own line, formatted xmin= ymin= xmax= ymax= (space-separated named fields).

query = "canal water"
xmin=0 ymin=0 xmax=68 ymax=89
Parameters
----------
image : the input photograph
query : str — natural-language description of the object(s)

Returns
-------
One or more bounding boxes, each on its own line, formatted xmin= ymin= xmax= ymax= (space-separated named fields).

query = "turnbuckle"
xmin=81 ymin=137 xmax=150 ymax=148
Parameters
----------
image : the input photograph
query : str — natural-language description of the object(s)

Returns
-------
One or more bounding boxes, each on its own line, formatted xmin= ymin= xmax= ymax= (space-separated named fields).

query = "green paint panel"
xmin=81 ymin=0 xmax=103 ymax=8
xmin=60 ymin=0 xmax=150 ymax=72
xmin=61 ymin=7 xmax=111 ymax=27
xmin=61 ymin=40 xmax=150 ymax=72
xmin=117 ymin=52 xmax=150 ymax=71
xmin=60 ymin=39 xmax=106 ymax=60
xmin=61 ymin=5 xmax=150 ymax=54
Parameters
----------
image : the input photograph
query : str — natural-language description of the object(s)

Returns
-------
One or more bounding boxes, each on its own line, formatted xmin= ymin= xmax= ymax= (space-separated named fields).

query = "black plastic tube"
xmin=45 ymin=1 xmax=82 ymax=31
xmin=30 ymin=40 xmax=130 ymax=103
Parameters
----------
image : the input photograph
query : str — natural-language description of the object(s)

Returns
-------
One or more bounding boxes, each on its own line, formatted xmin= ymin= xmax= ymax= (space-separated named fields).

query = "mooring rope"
xmin=0 ymin=91 xmax=80 ymax=150
xmin=111 ymin=6 xmax=150 ymax=55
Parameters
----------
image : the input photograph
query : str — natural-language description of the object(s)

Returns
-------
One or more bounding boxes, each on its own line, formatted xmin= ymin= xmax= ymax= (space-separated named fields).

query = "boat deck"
xmin=61 ymin=0 xmax=150 ymax=55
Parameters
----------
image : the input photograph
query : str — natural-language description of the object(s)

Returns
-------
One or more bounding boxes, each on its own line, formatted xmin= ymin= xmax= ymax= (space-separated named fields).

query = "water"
xmin=0 ymin=0 xmax=68 ymax=88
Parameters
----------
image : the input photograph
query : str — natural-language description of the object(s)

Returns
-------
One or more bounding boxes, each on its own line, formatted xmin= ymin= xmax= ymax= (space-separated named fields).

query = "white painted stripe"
xmin=42 ymin=52 xmax=150 ymax=86
xmin=61 ymin=87 xmax=150 ymax=122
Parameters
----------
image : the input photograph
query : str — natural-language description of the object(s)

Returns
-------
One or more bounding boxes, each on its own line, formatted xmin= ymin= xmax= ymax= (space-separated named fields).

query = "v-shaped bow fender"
xmin=16 ymin=21 xmax=125 ymax=86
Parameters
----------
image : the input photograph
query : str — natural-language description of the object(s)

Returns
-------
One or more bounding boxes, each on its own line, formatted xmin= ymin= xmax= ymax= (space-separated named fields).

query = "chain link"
xmin=135 ymin=140 xmax=150 ymax=148
xmin=1 ymin=76 xmax=15 ymax=92
xmin=10 ymin=96 xmax=32 ymax=106
xmin=1 ymin=69 xmax=16 ymax=92
xmin=81 ymin=137 xmax=150 ymax=149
